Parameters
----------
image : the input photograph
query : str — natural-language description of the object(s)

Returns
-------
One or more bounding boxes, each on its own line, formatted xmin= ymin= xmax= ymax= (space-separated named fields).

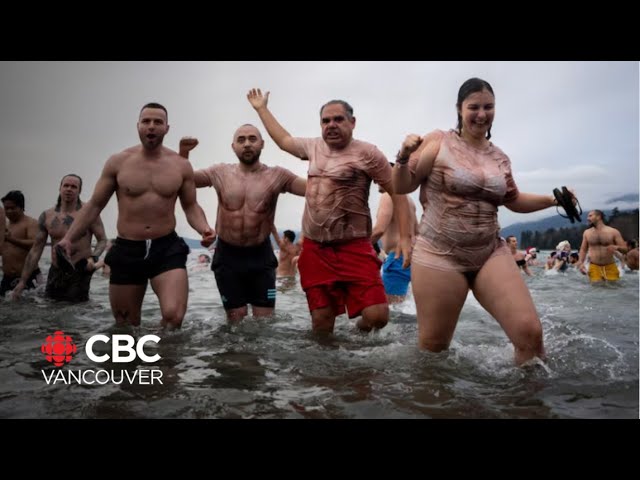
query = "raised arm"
xmin=247 ymin=88 xmax=303 ymax=159
xmin=179 ymin=136 xmax=198 ymax=160
xmin=11 ymin=211 xmax=48 ymax=300
xmin=393 ymin=131 xmax=441 ymax=195
xmin=178 ymin=137 xmax=212 ymax=188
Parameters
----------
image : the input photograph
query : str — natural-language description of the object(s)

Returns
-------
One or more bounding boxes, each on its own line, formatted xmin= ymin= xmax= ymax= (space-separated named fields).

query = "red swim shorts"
xmin=298 ymin=237 xmax=387 ymax=318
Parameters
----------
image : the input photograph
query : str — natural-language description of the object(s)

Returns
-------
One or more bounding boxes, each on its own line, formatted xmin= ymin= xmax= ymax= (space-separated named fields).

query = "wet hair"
xmin=140 ymin=102 xmax=168 ymax=121
xmin=456 ymin=77 xmax=494 ymax=140
xmin=320 ymin=100 xmax=354 ymax=120
xmin=1 ymin=190 xmax=25 ymax=210
xmin=283 ymin=230 xmax=296 ymax=242
xmin=56 ymin=174 xmax=83 ymax=210
xmin=506 ymin=235 xmax=516 ymax=243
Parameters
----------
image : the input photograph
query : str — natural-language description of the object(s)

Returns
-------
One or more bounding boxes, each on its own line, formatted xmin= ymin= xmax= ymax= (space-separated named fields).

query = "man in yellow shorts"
xmin=577 ymin=210 xmax=627 ymax=282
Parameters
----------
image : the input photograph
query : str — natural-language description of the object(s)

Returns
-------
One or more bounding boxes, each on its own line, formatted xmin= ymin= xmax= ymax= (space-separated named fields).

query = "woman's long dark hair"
xmin=456 ymin=77 xmax=494 ymax=140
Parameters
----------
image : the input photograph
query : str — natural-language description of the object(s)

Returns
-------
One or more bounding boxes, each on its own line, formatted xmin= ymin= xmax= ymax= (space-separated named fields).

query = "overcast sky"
xmin=1 ymin=61 xmax=637 ymax=240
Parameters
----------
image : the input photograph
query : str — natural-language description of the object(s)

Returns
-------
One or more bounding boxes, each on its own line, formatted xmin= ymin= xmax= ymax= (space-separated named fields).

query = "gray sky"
xmin=1 ymin=61 xmax=638 ymax=240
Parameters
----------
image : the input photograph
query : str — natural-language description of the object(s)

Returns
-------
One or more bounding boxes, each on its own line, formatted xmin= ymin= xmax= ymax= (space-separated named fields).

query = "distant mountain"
xmin=501 ymin=215 xmax=583 ymax=241
xmin=502 ymin=207 xmax=638 ymax=243
xmin=606 ymin=193 xmax=639 ymax=204
xmin=184 ymin=208 xmax=637 ymax=249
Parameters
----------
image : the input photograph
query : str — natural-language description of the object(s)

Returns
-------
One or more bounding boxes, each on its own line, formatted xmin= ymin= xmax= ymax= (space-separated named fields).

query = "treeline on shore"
xmin=519 ymin=208 xmax=638 ymax=250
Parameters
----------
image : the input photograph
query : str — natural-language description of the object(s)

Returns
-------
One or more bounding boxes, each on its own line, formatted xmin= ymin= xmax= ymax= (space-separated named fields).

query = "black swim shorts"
xmin=105 ymin=231 xmax=190 ymax=285
xmin=211 ymin=237 xmax=278 ymax=310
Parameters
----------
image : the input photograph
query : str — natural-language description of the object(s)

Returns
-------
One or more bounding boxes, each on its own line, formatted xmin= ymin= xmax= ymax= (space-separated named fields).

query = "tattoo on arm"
xmin=38 ymin=211 xmax=47 ymax=232
xmin=22 ymin=250 xmax=40 ymax=280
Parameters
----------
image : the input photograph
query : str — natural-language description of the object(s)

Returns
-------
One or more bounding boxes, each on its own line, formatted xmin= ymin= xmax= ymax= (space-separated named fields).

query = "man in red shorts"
xmin=248 ymin=89 xmax=412 ymax=334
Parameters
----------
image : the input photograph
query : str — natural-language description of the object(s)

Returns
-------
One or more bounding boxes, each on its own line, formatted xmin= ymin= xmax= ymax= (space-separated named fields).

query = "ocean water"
xmin=0 ymin=249 xmax=637 ymax=419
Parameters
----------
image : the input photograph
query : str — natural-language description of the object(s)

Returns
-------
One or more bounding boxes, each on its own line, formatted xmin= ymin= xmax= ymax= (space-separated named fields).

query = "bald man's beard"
xmin=237 ymin=151 xmax=261 ymax=165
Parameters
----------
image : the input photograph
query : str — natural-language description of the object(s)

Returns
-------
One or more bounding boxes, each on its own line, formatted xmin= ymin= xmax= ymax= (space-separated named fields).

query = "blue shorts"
xmin=382 ymin=252 xmax=411 ymax=296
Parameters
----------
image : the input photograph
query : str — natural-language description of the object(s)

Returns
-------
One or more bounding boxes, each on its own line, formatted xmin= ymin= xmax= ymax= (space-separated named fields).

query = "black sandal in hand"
xmin=553 ymin=186 xmax=582 ymax=223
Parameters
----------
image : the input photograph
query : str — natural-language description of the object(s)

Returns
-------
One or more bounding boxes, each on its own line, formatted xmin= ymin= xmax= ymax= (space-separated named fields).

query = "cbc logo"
xmin=86 ymin=334 xmax=161 ymax=363
xmin=41 ymin=331 xmax=78 ymax=367
xmin=41 ymin=331 xmax=161 ymax=366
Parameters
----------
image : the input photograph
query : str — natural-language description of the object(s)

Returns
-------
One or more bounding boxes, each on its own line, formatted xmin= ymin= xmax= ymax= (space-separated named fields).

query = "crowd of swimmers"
xmin=2 ymin=78 xmax=637 ymax=367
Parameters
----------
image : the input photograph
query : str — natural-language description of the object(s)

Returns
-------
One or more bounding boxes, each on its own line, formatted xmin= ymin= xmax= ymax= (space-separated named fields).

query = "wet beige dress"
xmin=410 ymin=130 xmax=519 ymax=272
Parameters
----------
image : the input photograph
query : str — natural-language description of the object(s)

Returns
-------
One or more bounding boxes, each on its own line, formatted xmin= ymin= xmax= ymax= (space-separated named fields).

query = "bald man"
xmin=180 ymin=124 xmax=306 ymax=321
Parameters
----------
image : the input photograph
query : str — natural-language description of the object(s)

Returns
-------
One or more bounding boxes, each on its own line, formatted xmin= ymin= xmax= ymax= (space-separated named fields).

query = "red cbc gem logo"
xmin=41 ymin=331 xmax=77 ymax=367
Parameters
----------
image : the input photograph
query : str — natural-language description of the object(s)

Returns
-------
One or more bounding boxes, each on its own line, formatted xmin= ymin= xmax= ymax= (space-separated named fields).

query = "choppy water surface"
xmin=0 ymin=250 xmax=637 ymax=418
